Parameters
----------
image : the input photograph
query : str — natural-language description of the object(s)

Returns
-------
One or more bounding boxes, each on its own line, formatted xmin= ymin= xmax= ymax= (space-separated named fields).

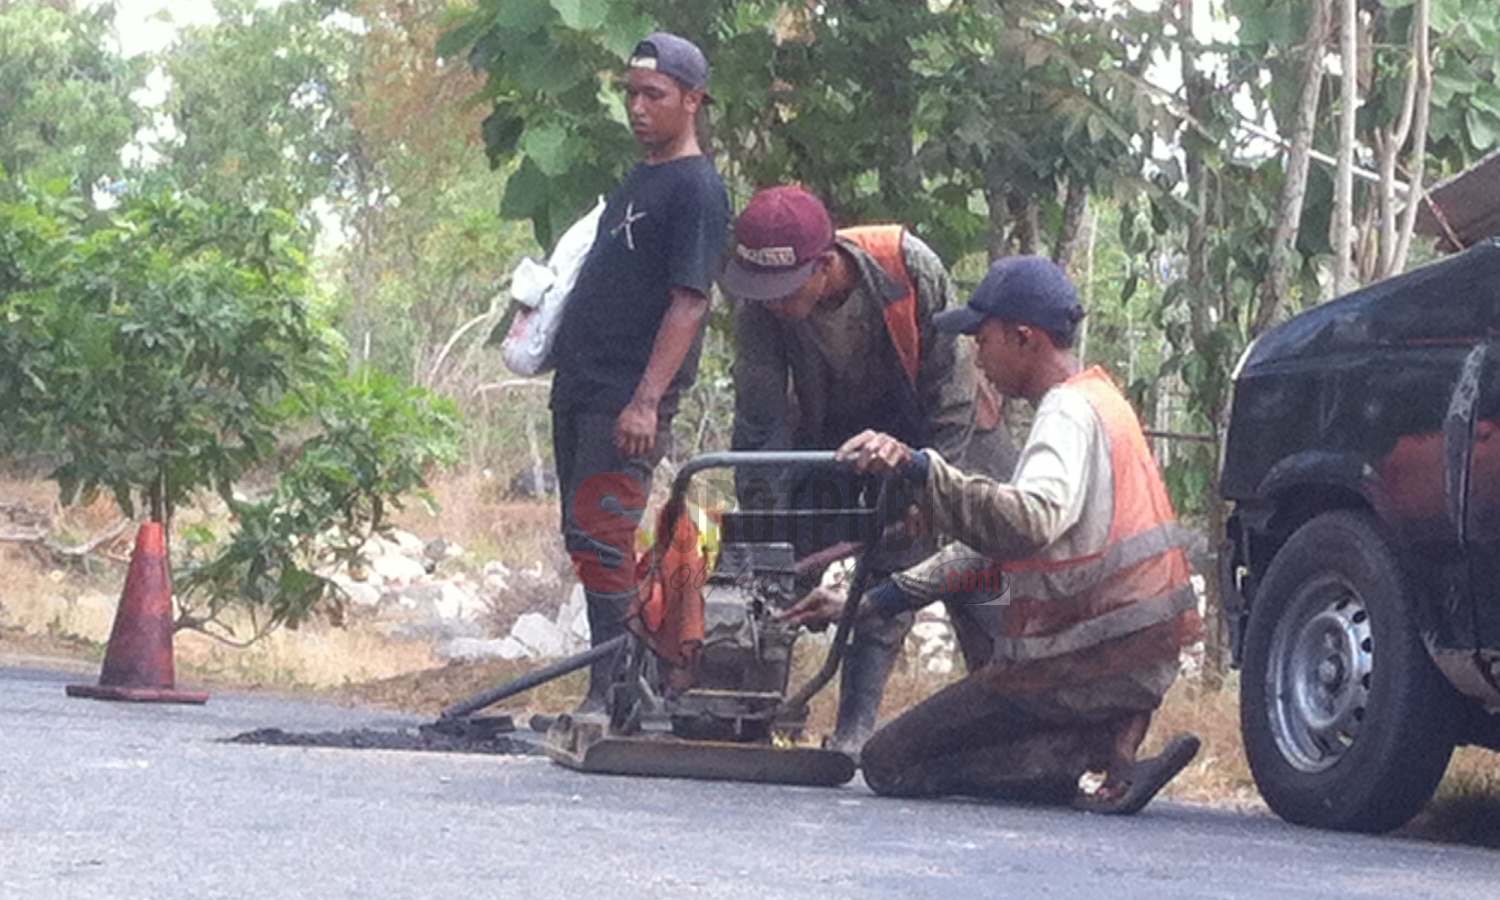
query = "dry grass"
xmin=389 ymin=469 xmax=566 ymax=576
xmin=1145 ymin=674 xmax=1264 ymax=809
xmin=338 ymin=657 xmax=588 ymax=716
xmin=1397 ymin=748 xmax=1500 ymax=848
xmin=1 ymin=472 xmax=573 ymax=692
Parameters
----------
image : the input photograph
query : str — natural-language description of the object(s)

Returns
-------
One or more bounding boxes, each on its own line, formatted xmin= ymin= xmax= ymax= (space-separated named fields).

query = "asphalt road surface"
xmin=4 ymin=662 xmax=1499 ymax=900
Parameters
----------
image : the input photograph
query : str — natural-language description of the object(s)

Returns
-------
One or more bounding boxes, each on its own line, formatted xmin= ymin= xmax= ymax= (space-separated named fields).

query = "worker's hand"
xmin=774 ymin=585 xmax=848 ymax=630
xmin=836 ymin=430 xmax=914 ymax=475
xmin=614 ymin=397 xmax=659 ymax=457
xmin=904 ymin=503 xmax=927 ymax=539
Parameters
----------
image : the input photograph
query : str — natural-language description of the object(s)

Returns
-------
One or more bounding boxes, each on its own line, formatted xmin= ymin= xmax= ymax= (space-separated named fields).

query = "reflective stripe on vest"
xmin=996 ymin=366 xmax=1198 ymax=661
xmin=837 ymin=225 xmax=920 ymax=386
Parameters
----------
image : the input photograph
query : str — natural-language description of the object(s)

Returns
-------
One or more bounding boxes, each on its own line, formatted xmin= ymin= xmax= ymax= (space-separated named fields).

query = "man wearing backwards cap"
xmin=721 ymin=185 xmax=1018 ymax=754
xmin=548 ymin=32 xmax=729 ymax=712
xmin=778 ymin=256 xmax=1203 ymax=814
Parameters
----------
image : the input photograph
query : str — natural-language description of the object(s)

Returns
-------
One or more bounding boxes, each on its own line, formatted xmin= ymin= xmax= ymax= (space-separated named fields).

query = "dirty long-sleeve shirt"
xmin=732 ymin=231 xmax=1015 ymax=480
xmin=922 ymin=383 xmax=1113 ymax=565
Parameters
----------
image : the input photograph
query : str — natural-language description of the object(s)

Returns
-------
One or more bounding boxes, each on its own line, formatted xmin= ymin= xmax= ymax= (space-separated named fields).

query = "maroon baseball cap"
xmin=721 ymin=186 xmax=835 ymax=302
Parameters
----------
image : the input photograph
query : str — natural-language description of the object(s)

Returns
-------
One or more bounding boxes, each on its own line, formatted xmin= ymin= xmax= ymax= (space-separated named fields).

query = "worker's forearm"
xmin=632 ymin=290 xmax=708 ymax=407
xmin=920 ymin=451 xmax=1059 ymax=561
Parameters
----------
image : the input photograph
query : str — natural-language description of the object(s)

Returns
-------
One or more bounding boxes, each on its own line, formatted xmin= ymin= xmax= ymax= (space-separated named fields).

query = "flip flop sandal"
xmin=1072 ymin=732 xmax=1202 ymax=816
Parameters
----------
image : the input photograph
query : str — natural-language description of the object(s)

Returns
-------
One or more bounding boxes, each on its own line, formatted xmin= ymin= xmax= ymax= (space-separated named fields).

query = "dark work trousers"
xmin=859 ymin=670 xmax=1120 ymax=802
xmin=832 ymin=586 xmax=1001 ymax=751
xmin=830 ymin=427 xmax=1019 ymax=752
xmin=553 ymin=405 xmax=672 ymax=707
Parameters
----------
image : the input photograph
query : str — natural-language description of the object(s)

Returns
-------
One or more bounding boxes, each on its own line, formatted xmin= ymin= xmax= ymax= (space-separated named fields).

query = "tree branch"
xmin=1255 ymin=0 xmax=1332 ymax=336
xmin=1390 ymin=0 xmax=1431 ymax=275
xmin=0 ymin=518 xmax=132 ymax=559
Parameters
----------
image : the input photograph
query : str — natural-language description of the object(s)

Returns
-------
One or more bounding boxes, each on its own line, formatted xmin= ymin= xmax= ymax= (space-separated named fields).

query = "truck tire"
xmin=1240 ymin=510 xmax=1456 ymax=832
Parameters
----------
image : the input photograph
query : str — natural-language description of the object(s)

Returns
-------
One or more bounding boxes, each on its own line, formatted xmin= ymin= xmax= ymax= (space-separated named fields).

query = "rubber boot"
xmin=829 ymin=609 xmax=914 ymax=755
xmin=578 ymin=589 xmax=630 ymax=715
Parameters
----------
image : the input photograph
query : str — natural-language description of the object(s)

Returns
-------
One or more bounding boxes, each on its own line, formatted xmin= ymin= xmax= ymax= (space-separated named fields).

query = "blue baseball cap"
xmin=934 ymin=256 xmax=1086 ymax=337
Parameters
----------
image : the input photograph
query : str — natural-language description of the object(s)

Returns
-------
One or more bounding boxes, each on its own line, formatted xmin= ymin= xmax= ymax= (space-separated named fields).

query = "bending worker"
xmin=720 ymin=186 xmax=1017 ymax=753
xmin=780 ymin=255 xmax=1202 ymax=813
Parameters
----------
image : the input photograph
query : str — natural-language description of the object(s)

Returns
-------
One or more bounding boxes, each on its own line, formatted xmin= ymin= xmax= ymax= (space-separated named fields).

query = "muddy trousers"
xmin=831 ymin=598 xmax=999 ymax=751
xmin=859 ymin=672 xmax=1127 ymax=802
xmin=552 ymin=406 xmax=672 ymax=709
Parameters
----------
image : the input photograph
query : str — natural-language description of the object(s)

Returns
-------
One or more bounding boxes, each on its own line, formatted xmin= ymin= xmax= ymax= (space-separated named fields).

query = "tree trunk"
xmin=1182 ymin=0 xmax=1230 ymax=683
xmin=985 ymin=167 xmax=1011 ymax=262
xmin=1372 ymin=0 xmax=1422 ymax=279
xmin=1254 ymin=0 xmax=1332 ymax=336
xmin=1330 ymin=0 xmax=1359 ymax=297
xmin=1078 ymin=207 xmax=1098 ymax=365
xmin=1052 ymin=181 xmax=1088 ymax=268
xmin=1014 ymin=194 xmax=1041 ymax=256
xmin=1390 ymin=0 xmax=1432 ymax=277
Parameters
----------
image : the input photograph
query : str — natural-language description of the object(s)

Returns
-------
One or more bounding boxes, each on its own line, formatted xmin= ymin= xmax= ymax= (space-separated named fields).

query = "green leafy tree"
xmin=178 ymin=367 xmax=461 ymax=640
xmin=337 ymin=0 xmax=534 ymax=381
xmin=445 ymin=0 xmax=1171 ymax=263
xmin=0 ymin=1 xmax=145 ymax=204
xmin=150 ymin=0 xmax=359 ymax=219
xmin=0 ymin=182 xmax=461 ymax=640
xmin=0 ymin=188 xmax=323 ymax=520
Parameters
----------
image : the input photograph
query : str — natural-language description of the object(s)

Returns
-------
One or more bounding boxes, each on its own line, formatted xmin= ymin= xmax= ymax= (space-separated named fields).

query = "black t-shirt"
xmin=550 ymin=155 xmax=729 ymax=415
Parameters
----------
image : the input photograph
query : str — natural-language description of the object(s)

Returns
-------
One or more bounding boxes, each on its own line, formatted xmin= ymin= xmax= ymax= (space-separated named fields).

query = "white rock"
xmin=555 ymin=584 xmax=590 ymax=650
xmin=910 ymin=609 xmax=956 ymax=675
xmin=436 ymin=637 xmax=529 ymax=661
xmin=820 ymin=559 xmax=856 ymax=590
xmin=509 ymin=612 xmax=567 ymax=658
xmin=911 ymin=620 xmax=951 ymax=642
xmin=433 ymin=581 xmax=485 ymax=621
xmin=329 ymin=575 xmax=382 ymax=607
xmin=388 ymin=528 xmax=428 ymax=557
xmin=424 ymin=538 xmax=466 ymax=561
xmin=369 ymin=553 xmax=428 ymax=584
xmin=921 ymin=655 xmax=955 ymax=676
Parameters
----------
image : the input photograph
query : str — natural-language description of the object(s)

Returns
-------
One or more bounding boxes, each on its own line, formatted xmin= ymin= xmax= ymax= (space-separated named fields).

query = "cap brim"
xmin=933 ymin=306 xmax=988 ymax=335
xmin=720 ymin=258 xmax=818 ymax=302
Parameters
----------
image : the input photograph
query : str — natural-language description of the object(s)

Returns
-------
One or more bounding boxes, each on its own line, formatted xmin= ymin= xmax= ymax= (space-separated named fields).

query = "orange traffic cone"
xmin=66 ymin=522 xmax=209 ymax=704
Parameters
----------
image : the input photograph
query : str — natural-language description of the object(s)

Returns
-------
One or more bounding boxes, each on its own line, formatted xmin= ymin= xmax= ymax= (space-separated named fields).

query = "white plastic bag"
xmin=500 ymin=197 xmax=606 ymax=376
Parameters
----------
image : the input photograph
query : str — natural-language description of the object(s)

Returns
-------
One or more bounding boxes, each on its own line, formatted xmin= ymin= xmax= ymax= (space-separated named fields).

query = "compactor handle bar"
xmin=658 ymin=451 xmax=850 ymax=554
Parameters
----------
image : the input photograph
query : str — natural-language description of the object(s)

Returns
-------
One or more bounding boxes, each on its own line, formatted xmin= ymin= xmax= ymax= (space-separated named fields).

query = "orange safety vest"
xmin=838 ymin=226 xmax=1003 ymax=430
xmin=994 ymin=367 xmax=1199 ymax=661
xmin=837 ymin=225 xmax=922 ymax=386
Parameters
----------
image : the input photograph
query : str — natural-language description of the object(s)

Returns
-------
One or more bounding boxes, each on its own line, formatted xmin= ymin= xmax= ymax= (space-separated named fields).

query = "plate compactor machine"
xmin=437 ymin=451 xmax=896 ymax=787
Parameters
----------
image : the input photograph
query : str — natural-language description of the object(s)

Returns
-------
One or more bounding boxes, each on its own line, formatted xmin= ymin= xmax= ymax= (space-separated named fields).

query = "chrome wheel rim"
xmin=1265 ymin=574 xmax=1374 ymax=773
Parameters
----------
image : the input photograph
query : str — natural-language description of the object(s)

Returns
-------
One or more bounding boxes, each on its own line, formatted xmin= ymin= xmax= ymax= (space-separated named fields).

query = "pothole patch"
xmin=225 ymin=715 xmax=544 ymax=756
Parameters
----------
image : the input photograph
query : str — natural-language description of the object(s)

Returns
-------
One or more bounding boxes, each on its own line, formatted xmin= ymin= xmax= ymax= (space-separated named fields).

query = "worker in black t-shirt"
xmin=548 ymin=32 xmax=730 ymax=712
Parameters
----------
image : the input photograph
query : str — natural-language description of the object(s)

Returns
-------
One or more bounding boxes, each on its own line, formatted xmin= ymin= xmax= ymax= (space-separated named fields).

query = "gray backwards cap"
xmin=629 ymin=32 xmax=710 ymax=93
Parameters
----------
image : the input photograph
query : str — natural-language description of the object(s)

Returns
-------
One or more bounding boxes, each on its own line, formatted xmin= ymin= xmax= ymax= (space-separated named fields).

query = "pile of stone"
xmin=321 ymin=529 xmax=588 ymax=662
xmin=317 ymin=526 xmax=979 ymax=675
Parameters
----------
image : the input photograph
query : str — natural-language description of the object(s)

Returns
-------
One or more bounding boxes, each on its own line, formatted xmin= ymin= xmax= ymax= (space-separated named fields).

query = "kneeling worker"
xmin=780 ymin=256 xmax=1202 ymax=813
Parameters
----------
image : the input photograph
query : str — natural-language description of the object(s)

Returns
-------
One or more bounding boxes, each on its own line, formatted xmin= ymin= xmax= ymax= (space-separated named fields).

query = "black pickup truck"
xmin=1219 ymin=239 xmax=1500 ymax=832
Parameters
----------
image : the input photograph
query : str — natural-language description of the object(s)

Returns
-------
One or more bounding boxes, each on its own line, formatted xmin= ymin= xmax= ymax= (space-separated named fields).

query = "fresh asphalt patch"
xmin=224 ymin=713 xmax=546 ymax=756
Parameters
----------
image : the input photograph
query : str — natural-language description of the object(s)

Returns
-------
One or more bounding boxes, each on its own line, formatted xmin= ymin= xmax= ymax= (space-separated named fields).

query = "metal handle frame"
xmin=644 ymin=451 xmax=892 ymax=722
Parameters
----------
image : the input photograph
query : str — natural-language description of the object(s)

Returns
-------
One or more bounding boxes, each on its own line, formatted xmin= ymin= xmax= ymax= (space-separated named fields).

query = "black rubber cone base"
xmin=66 ymin=684 xmax=209 ymax=704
